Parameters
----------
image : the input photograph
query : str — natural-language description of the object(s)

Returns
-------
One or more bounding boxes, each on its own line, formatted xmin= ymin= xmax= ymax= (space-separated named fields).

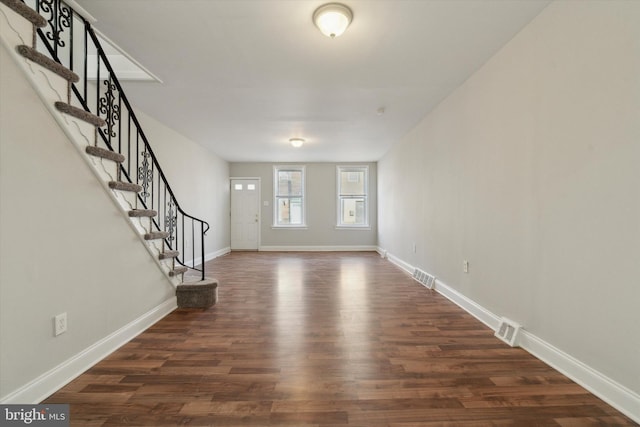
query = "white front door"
xmin=230 ymin=179 xmax=260 ymax=250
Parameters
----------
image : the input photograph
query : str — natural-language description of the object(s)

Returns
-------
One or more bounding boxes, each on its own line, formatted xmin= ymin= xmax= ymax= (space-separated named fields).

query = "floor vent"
xmin=495 ymin=317 xmax=521 ymax=347
xmin=413 ymin=268 xmax=435 ymax=289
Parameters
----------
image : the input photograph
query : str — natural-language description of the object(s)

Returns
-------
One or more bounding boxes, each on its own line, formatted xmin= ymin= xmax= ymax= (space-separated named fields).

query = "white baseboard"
xmin=0 ymin=298 xmax=177 ymax=404
xmin=379 ymin=248 xmax=640 ymax=424
xmin=207 ymin=246 xmax=231 ymax=261
xmin=259 ymin=245 xmax=378 ymax=252
xmin=384 ymin=251 xmax=500 ymax=330
xmin=386 ymin=252 xmax=414 ymax=275
xmin=375 ymin=246 xmax=388 ymax=258
xmin=434 ymin=278 xmax=501 ymax=331
xmin=184 ymin=246 xmax=231 ymax=269
xmin=518 ymin=331 xmax=640 ymax=424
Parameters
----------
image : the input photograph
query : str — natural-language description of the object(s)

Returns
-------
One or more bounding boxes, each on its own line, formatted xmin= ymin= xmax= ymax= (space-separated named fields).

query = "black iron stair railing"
xmin=26 ymin=0 xmax=210 ymax=280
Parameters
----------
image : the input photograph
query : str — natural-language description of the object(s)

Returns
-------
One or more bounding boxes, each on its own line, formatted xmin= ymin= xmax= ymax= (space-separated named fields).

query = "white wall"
xmin=134 ymin=109 xmax=230 ymax=259
xmin=230 ymin=162 xmax=377 ymax=249
xmin=378 ymin=0 xmax=639 ymax=408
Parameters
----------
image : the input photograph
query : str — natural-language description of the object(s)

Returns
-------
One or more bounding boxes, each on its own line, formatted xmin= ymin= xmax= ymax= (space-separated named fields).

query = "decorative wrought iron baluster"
xmin=137 ymin=151 xmax=153 ymax=203
xmin=58 ymin=2 xmax=71 ymax=49
xmin=38 ymin=0 xmax=56 ymax=48
xmin=98 ymin=77 xmax=120 ymax=142
xmin=39 ymin=0 xmax=71 ymax=58
xmin=166 ymin=200 xmax=177 ymax=244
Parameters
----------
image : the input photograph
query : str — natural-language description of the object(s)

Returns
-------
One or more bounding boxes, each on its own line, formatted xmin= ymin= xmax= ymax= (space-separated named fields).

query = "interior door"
xmin=231 ymin=179 xmax=260 ymax=250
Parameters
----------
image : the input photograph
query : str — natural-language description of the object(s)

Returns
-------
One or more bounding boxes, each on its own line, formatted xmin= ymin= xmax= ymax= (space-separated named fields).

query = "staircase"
xmin=0 ymin=0 xmax=217 ymax=307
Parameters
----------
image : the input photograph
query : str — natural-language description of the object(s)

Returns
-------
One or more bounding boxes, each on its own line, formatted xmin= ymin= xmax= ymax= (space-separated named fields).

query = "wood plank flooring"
xmin=44 ymin=252 xmax=637 ymax=426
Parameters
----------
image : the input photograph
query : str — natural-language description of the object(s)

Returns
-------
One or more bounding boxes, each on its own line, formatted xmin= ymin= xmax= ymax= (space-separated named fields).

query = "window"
xmin=274 ymin=166 xmax=305 ymax=227
xmin=337 ymin=166 xmax=368 ymax=228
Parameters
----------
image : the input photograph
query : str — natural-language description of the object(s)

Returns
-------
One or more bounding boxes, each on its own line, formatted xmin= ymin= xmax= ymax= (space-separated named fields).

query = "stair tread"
xmin=1 ymin=0 xmax=47 ymax=27
xmin=159 ymin=250 xmax=180 ymax=260
xmin=178 ymin=278 xmax=218 ymax=289
xmin=169 ymin=266 xmax=189 ymax=277
xmin=128 ymin=209 xmax=157 ymax=218
xmin=108 ymin=181 xmax=143 ymax=193
xmin=16 ymin=45 xmax=79 ymax=82
xmin=55 ymin=102 xmax=105 ymax=127
xmin=85 ymin=146 xmax=125 ymax=163
xmin=144 ymin=231 xmax=170 ymax=240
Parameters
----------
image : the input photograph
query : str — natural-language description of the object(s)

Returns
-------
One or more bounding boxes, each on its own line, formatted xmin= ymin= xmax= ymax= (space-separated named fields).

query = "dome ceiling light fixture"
xmin=313 ymin=3 xmax=353 ymax=38
xmin=290 ymin=138 xmax=305 ymax=148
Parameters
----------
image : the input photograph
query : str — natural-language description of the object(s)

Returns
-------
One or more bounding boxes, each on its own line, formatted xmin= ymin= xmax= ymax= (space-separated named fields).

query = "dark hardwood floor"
xmin=44 ymin=252 xmax=637 ymax=426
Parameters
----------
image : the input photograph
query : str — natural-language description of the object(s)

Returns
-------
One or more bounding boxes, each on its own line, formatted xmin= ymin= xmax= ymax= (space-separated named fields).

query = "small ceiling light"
xmin=313 ymin=3 xmax=353 ymax=38
xmin=290 ymin=138 xmax=305 ymax=148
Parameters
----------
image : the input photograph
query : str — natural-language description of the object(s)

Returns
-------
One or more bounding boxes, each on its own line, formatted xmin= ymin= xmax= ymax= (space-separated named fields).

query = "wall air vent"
xmin=495 ymin=317 xmax=522 ymax=347
xmin=412 ymin=268 xmax=435 ymax=289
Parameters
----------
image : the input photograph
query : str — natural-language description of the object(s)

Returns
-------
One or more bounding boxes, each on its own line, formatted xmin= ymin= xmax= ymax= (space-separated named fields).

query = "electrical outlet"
xmin=54 ymin=312 xmax=67 ymax=336
xmin=463 ymin=260 xmax=469 ymax=273
xmin=412 ymin=243 xmax=417 ymax=253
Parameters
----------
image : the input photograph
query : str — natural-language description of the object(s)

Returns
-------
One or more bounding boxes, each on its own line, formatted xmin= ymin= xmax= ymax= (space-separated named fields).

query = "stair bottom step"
xmin=176 ymin=278 xmax=218 ymax=308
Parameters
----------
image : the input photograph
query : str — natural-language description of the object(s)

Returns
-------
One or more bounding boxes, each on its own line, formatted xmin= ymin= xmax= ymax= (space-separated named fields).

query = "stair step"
xmin=16 ymin=45 xmax=79 ymax=83
xmin=169 ymin=266 xmax=188 ymax=277
xmin=144 ymin=231 xmax=170 ymax=241
xmin=85 ymin=146 xmax=125 ymax=163
xmin=159 ymin=250 xmax=180 ymax=260
xmin=55 ymin=102 xmax=105 ymax=127
xmin=128 ymin=209 xmax=157 ymax=218
xmin=176 ymin=278 xmax=218 ymax=308
xmin=1 ymin=0 xmax=47 ymax=27
xmin=108 ymin=181 xmax=143 ymax=193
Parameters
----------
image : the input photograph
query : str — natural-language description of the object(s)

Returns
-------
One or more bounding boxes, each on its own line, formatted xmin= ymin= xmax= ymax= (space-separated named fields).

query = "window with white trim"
xmin=337 ymin=166 xmax=368 ymax=227
xmin=274 ymin=166 xmax=306 ymax=227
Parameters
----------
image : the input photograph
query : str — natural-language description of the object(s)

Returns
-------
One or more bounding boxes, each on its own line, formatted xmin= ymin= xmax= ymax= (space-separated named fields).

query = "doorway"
xmin=230 ymin=178 xmax=260 ymax=250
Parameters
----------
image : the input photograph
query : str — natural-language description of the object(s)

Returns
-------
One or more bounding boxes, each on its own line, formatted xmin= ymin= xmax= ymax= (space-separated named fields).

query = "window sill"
xmin=272 ymin=225 xmax=308 ymax=230
xmin=335 ymin=225 xmax=371 ymax=231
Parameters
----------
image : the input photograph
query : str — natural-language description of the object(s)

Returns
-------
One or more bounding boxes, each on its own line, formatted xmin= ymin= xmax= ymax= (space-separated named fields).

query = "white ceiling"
xmin=75 ymin=0 xmax=550 ymax=163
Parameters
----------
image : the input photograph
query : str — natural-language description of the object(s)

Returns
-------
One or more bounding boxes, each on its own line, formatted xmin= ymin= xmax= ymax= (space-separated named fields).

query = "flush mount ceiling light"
xmin=289 ymin=138 xmax=305 ymax=148
xmin=313 ymin=3 xmax=353 ymax=38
